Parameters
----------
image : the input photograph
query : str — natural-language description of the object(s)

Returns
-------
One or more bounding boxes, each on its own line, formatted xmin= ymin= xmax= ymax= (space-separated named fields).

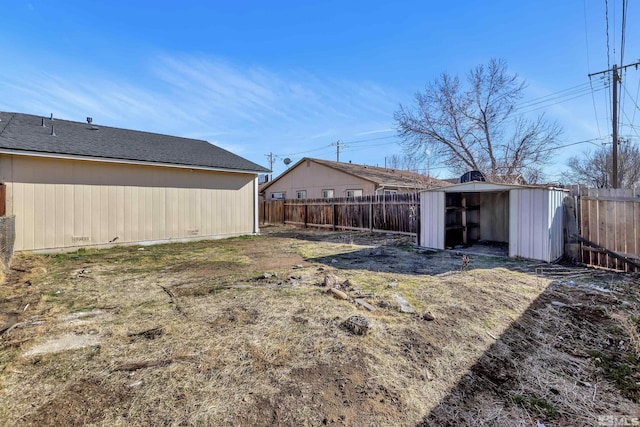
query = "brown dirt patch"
xmin=1 ymin=226 xmax=639 ymax=426
xmin=22 ymin=377 xmax=131 ymax=426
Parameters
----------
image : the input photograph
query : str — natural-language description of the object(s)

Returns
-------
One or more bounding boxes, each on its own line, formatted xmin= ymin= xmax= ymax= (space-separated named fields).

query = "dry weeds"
xmin=0 ymin=226 xmax=638 ymax=426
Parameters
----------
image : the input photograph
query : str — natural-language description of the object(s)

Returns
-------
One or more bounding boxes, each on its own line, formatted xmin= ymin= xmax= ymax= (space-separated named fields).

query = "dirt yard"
xmin=1 ymin=226 xmax=639 ymax=426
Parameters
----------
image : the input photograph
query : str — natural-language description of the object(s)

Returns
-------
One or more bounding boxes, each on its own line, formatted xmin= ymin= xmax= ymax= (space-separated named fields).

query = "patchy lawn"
xmin=1 ymin=226 xmax=639 ymax=426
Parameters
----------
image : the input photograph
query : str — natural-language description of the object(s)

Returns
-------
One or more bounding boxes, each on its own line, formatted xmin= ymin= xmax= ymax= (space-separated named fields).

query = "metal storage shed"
xmin=420 ymin=182 xmax=568 ymax=262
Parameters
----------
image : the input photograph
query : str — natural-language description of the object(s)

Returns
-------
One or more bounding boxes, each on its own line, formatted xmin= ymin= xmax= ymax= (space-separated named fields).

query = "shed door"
xmin=420 ymin=191 xmax=445 ymax=249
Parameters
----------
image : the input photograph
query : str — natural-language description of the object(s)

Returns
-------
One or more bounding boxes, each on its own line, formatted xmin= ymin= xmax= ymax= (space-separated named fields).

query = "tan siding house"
xmin=0 ymin=112 xmax=268 ymax=252
xmin=261 ymin=157 xmax=447 ymax=200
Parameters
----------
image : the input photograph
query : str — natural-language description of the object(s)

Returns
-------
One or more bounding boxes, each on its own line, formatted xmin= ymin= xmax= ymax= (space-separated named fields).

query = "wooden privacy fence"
xmin=578 ymin=188 xmax=640 ymax=272
xmin=259 ymin=200 xmax=285 ymax=225
xmin=261 ymin=194 xmax=420 ymax=235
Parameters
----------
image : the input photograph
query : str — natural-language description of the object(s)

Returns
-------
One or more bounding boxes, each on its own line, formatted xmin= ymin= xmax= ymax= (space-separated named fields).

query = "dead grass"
xmin=0 ymin=226 xmax=639 ymax=426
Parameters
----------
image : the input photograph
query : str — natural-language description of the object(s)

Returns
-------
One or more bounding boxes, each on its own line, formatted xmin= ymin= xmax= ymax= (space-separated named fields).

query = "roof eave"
xmin=0 ymin=149 xmax=265 ymax=175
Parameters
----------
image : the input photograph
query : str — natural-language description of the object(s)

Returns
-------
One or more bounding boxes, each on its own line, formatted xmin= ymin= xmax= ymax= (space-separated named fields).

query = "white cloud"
xmin=355 ymin=128 xmax=395 ymax=136
xmin=0 ymin=53 xmax=401 ymax=170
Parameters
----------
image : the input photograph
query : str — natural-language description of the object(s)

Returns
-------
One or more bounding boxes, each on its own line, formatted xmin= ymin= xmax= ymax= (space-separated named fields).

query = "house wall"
xmin=0 ymin=154 xmax=257 ymax=251
xmin=265 ymin=160 xmax=376 ymax=199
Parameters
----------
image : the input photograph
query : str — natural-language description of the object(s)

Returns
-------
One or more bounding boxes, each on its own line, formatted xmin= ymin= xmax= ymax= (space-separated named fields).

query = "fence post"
xmin=304 ymin=204 xmax=308 ymax=228
xmin=332 ymin=204 xmax=337 ymax=231
xmin=416 ymin=200 xmax=420 ymax=246
xmin=369 ymin=201 xmax=373 ymax=231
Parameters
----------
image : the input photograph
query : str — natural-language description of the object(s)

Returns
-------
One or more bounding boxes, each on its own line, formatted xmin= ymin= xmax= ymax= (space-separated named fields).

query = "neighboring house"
xmin=0 ymin=112 xmax=269 ymax=251
xmin=260 ymin=157 xmax=448 ymax=200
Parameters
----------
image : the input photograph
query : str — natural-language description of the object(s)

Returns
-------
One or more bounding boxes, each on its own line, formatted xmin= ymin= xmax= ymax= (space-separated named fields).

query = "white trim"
xmin=253 ymin=176 xmax=260 ymax=234
xmin=422 ymin=181 xmax=568 ymax=193
xmin=0 ymin=149 xmax=264 ymax=175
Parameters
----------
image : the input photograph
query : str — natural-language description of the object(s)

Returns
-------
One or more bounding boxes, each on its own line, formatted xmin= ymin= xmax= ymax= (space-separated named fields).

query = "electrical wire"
xmin=588 ymin=77 xmax=604 ymax=139
xmin=536 ymin=138 xmax=606 ymax=154
xmin=604 ymin=0 xmax=613 ymax=129
xmin=621 ymin=0 xmax=628 ymax=67
xmin=632 ymin=74 xmax=640 ymax=127
xmin=515 ymin=82 xmax=603 ymax=110
xmin=584 ymin=0 xmax=603 ymax=139
xmin=620 ymin=89 xmax=640 ymax=139
xmin=342 ymin=135 xmax=396 ymax=144
xmin=515 ymin=83 xmax=608 ymax=115
xmin=605 ymin=0 xmax=611 ymax=71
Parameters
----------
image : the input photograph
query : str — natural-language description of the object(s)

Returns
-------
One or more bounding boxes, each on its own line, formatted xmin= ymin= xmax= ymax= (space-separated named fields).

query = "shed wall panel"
xmin=510 ymin=188 xmax=565 ymax=262
xmin=547 ymin=189 xmax=566 ymax=262
xmin=0 ymin=155 xmax=257 ymax=251
xmin=420 ymin=191 xmax=445 ymax=249
xmin=510 ymin=189 xmax=547 ymax=260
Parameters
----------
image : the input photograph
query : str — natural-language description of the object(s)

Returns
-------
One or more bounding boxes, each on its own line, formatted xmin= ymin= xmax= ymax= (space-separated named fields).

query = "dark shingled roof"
xmin=0 ymin=112 xmax=269 ymax=173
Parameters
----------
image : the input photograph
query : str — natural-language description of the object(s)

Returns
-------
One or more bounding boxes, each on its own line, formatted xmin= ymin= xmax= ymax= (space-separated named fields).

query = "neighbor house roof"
xmin=261 ymin=157 xmax=449 ymax=192
xmin=0 ymin=112 xmax=269 ymax=173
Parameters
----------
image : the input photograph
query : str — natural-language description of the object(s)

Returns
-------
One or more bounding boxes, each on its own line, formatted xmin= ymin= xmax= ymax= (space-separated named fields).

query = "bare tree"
xmin=386 ymin=153 xmax=420 ymax=172
xmin=394 ymin=59 xmax=562 ymax=183
xmin=564 ymin=139 xmax=640 ymax=188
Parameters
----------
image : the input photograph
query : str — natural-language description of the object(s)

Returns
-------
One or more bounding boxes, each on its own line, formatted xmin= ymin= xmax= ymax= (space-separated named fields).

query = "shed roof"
xmin=0 ymin=112 xmax=269 ymax=173
xmin=421 ymin=181 xmax=568 ymax=193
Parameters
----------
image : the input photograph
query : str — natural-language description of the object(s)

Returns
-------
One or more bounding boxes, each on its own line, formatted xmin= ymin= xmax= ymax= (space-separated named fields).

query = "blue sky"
xmin=1 ymin=1 xmax=638 ymax=180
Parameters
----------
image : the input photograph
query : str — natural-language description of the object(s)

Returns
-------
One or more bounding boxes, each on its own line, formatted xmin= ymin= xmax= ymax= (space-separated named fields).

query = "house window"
xmin=271 ymin=192 xmax=285 ymax=199
xmin=384 ymin=190 xmax=398 ymax=195
xmin=346 ymin=189 xmax=363 ymax=197
xmin=296 ymin=190 xmax=307 ymax=199
xmin=321 ymin=189 xmax=334 ymax=198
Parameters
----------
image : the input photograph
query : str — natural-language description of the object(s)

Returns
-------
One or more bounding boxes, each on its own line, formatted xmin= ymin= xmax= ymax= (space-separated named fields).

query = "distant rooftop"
xmin=261 ymin=157 xmax=449 ymax=192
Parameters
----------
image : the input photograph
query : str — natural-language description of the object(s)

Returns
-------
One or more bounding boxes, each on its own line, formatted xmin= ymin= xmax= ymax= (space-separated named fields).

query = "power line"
xmin=632 ymin=74 xmax=640 ymax=127
xmin=515 ymin=82 xmax=595 ymax=109
xmin=513 ymin=81 xmax=607 ymax=110
xmin=584 ymin=0 xmax=603 ymax=139
xmin=605 ymin=0 xmax=611 ymax=70
xmin=342 ymin=135 xmax=397 ymax=144
xmin=515 ymin=83 xmax=608 ymax=115
xmin=537 ymin=138 xmax=606 ymax=154
xmin=588 ymin=77 xmax=604 ymax=139
xmin=278 ymin=144 xmax=333 ymax=157
xmin=620 ymin=0 xmax=628 ymax=68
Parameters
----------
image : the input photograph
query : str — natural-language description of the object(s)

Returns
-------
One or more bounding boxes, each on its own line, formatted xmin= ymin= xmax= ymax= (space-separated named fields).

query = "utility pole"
xmin=589 ymin=60 xmax=640 ymax=188
xmin=612 ymin=65 xmax=618 ymax=189
xmin=331 ymin=140 xmax=345 ymax=162
xmin=264 ymin=152 xmax=274 ymax=181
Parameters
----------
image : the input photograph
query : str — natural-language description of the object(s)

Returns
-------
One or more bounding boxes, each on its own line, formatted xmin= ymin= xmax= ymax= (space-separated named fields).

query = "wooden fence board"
xmin=276 ymin=194 xmax=419 ymax=236
xmin=259 ymin=200 xmax=284 ymax=225
xmin=578 ymin=188 xmax=640 ymax=272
